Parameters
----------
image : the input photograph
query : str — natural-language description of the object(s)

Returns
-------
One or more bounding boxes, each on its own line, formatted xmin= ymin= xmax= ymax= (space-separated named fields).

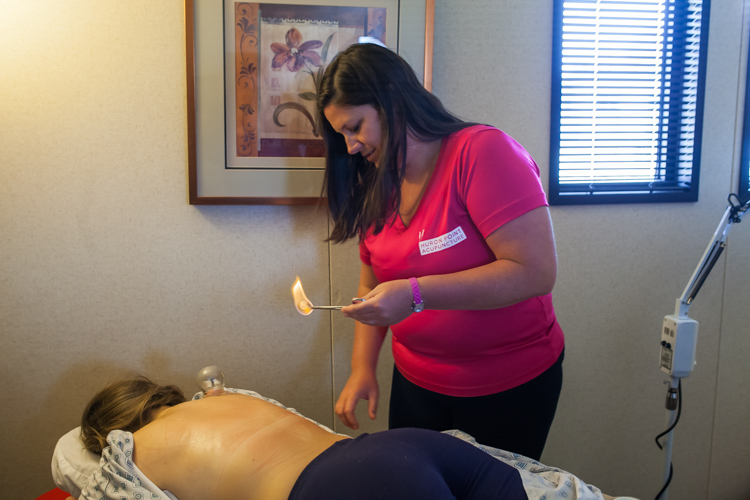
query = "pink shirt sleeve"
xmin=458 ymin=128 xmax=549 ymax=238
xmin=360 ymin=240 xmax=371 ymax=266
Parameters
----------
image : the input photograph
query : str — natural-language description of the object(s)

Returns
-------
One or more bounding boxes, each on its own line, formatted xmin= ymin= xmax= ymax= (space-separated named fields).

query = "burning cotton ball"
xmin=292 ymin=277 xmax=314 ymax=315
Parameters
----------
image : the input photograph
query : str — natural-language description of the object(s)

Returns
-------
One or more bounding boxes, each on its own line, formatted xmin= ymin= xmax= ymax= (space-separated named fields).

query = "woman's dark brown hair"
xmin=317 ymin=43 xmax=474 ymax=243
xmin=80 ymin=375 xmax=185 ymax=453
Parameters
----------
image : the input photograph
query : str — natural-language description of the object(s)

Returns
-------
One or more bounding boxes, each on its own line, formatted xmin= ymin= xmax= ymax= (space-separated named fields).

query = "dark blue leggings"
xmin=288 ymin=428 xmax=528 ymax=500
xmin=389 ymin=350 xmax=564 ymax=460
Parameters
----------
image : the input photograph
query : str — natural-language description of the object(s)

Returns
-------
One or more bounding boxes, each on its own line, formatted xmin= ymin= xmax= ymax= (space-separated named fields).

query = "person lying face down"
xmin=79 ymin=376 xmax=531 ymax=500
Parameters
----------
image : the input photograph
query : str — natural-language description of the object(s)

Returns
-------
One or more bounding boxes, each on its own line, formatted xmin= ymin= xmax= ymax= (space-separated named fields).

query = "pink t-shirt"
xmin=360 ymin=125 xmax=565 ymax=397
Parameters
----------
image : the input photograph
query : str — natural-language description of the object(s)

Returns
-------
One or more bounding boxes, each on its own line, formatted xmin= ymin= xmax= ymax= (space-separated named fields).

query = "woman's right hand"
xmin=335 ymin=369 xmax=379 ymax=430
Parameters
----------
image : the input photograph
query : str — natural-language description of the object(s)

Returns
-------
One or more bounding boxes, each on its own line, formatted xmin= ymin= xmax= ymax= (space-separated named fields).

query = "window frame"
xmin=548 ymin=0 xmax=712 ymax=206
xmin=740 ymin=22 xmax=750 ymax=201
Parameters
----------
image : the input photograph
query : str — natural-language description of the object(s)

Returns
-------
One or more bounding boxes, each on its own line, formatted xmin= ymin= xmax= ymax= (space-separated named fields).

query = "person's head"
xmin=80 ymin=375 xmax=185 ymax=453
xmin=317 ymin=43 xmax=472 ymax=243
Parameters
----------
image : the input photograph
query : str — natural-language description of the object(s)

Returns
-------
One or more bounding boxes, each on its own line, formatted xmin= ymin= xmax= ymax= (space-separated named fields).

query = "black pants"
xmin=288 ymin=428 xmax=528 ymax=500
xmin=389 ymin=350 xmax=564 ymax=460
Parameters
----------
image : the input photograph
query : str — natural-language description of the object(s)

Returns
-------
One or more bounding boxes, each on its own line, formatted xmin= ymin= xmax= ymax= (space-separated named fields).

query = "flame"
xmin=292 ymin=277 xmax=313 ymax=315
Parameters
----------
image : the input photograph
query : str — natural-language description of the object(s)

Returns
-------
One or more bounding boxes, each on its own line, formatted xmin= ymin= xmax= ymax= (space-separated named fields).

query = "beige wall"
xmin=1 ymin=1 xmax=748 ymax=499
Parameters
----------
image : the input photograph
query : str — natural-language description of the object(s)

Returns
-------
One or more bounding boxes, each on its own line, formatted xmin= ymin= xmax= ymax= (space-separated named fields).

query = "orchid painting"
xmin=269 ymin=27 xmax=334 ymax=138
xmin=231 ymin=3 xmax=387 ymax=159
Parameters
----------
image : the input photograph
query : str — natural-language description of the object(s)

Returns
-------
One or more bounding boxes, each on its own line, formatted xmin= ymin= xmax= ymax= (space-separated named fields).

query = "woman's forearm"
xmin=350 ymin=321 xmax=388 ymax=374
xmin=350 ymin=261 xmax=389 ymax=372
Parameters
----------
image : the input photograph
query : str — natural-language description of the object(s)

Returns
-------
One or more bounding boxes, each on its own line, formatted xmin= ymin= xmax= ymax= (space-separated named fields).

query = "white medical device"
xmin=659 ymin=314 xmax=698 ymax=379
xmin=656 ymin=193 xmax=749 ymax=500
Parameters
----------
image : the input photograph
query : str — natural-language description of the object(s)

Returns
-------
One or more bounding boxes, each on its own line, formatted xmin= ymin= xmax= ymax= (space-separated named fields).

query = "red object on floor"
xmin=35 ymin=488 xmax=72 ymax=500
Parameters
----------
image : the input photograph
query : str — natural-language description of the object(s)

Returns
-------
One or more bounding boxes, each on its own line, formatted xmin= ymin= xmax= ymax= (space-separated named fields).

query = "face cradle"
xmin=324 ymin=104 xmax=382 ymax=164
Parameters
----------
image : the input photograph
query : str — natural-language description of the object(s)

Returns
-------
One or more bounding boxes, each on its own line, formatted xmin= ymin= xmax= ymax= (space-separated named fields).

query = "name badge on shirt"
xmin=419 ymin=227 xmax=467 ymax=256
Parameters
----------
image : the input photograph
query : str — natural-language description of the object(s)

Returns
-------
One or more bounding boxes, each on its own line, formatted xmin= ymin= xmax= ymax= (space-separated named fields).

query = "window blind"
xmin=549 ymin=0 xmax=711 ymax=205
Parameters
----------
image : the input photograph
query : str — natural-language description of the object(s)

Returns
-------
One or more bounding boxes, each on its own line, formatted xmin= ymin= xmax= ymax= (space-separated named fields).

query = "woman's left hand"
xmin=341 ymin=279 xmax=414 ymax=326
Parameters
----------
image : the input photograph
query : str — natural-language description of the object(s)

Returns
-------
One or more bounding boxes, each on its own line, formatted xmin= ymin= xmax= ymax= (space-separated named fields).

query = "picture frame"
xmin=186 ymin=0 xmax=435 ymax=205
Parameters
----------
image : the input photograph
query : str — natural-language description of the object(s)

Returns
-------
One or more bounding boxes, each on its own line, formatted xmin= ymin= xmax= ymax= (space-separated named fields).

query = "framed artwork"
xmin=186 ymin=0 xmax=435 ymax=205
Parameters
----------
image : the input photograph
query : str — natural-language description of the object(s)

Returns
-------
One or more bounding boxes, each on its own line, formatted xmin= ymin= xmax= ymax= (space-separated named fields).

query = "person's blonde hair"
xmin=81 ymin=375 xmax=185 ymax=453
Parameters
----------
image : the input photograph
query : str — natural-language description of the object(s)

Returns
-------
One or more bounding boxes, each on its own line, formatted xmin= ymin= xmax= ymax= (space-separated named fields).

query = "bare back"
xmin=132 ymin=393 xmax=348 ymax=500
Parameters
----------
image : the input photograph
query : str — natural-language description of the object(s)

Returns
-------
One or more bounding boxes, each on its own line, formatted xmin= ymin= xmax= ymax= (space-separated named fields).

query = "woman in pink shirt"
xmin=317 ymin=43 xmax=565 ymax=460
